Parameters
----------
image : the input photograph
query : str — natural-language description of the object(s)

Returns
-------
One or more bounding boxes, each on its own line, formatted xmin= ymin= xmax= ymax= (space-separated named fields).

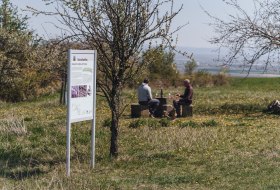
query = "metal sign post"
xmin=66 ymin=49 xmax=97 ymax=176
xmin=91 ymin=51 xmax=97 ymax=168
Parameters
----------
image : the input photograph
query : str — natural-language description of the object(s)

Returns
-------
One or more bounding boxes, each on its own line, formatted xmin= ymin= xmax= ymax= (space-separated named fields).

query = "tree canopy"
xmin=0 ymin=0 xmax=29 ymax=31
xmin=0 ymin=0 xmax=35 ymax=101
xmin=0 ymin=0 xmax=64 ymax=102
xmin=142 ymin=47 xmax=179 ymax=85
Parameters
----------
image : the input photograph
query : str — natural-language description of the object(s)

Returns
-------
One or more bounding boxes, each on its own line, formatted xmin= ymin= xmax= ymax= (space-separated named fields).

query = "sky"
xmin=10 ymin=0 xmax=255 ymax=48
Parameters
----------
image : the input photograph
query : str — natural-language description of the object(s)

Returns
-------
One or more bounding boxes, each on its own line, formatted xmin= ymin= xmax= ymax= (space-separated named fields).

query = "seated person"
xmin=138 ymin=78 xmax=160 ymax=117
xmin=173 ymin=79 xmax=193 ymax=117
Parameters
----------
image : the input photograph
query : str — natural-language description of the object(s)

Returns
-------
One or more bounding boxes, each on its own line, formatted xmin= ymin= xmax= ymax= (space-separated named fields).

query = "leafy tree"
xmin=0 ymin=0 xmax=62 ymax=101
xmin=207 ymin=0 xmax=280 ymax=73
xmin=184 ymin=59 xmax=197 ymax=75
xmin=0 ymin=0 xmax=28 ymax=31
xmin=143 ymin=47 xmax=179 ymax=85
xmin=0 ymin=0 xmax=35 ymax=101
xmin=33 ymin=0 xmax=187 ymax=157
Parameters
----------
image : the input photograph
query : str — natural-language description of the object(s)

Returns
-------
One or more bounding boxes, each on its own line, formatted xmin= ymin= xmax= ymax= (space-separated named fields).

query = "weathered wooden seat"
xmin=131 ymin=104 xmax=149 ymax=118
xmin=181 ymin=104 xmax=193 ymax=117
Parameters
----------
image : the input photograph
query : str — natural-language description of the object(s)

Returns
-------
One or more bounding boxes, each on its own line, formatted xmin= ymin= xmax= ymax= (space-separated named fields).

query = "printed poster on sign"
xmin=68 ymin=50 xmax=96 ymax=123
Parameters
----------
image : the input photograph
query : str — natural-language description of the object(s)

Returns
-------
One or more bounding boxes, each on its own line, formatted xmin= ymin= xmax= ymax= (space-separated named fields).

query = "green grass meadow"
xmin=1 ymin=77 xmax=280 ymax=189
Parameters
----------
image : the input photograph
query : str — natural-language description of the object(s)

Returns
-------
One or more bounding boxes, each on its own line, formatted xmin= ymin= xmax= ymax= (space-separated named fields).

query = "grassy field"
xmin=1 ymin=77 xmax=280 ymax=189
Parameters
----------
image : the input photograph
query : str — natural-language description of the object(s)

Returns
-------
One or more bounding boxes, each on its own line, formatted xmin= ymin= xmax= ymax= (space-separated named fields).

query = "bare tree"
xmin=30 ymin=0 xmax=187 ymax=157
xmin=207 ymin=0 xmax=280 ymax=73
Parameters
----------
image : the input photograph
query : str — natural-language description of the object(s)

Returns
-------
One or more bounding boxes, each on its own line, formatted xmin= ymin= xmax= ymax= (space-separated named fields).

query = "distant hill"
xmin=174 ymin=46 xmax=280 ymax=77
xmin=175 ymin=46 xmax=222 ymax=73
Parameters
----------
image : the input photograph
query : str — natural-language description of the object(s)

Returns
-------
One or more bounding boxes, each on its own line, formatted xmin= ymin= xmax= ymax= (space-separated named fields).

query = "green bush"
xmin=159 ymin=118 xmax=171 ymax=127
xmin=0 ymin=2 xmax=62 ymax=102
xmin=179 ymin=121 xmax=199 ymax=128
xmin=184 ymin=59 xmax=198 ymax=75
xmin=129 ymin=119 xmax=147 ymax=128
xmin=142 ymin=47 xmax=179 ymax=87
xmin=202 ymin=119 xmax=218 ymax=127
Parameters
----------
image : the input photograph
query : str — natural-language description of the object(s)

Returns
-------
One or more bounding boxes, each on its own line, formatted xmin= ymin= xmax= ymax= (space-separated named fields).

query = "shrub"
xmin=213 ymin=73 xmax=229 ymax=86
xmin=159 ymin=118 xmax=171 ymax=127
xmin=179 ymin=121 xmax=199 ymax=128
xmin=192 ymin=71 xmax=213 ymax=87
xmin=129 ymin=119 xmax=147 ymax=128
xmin=142 ymin=47 xmax=179 ymax=87
xmin=202 ymin=119 xmax=218 ymax=127
xmin=184 ymin=59 xmax=198 ymax=75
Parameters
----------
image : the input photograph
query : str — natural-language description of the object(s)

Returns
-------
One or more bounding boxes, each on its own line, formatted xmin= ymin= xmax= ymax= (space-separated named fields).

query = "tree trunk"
xmin=59 ymin=79 xmax=64 ymax=104
xmin=59 ymin=73 xmax=67 ymax=105
xmin=110 ymin=108 xmax=119 ymax=158
xmin=109 ymin=83 xmax=121 ymax=158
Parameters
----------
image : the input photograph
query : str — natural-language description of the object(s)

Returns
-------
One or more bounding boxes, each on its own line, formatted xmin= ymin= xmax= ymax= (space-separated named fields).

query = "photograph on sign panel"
xmin=79 ymin=85 xmax=87 ymax=97
xmin=71 ymin=86 xmax=79 ymax=98
xmin=71 ymin=85 xmax=89 ymax=98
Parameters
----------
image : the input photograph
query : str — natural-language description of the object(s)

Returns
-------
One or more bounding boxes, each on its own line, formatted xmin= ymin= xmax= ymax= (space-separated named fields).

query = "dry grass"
xmin=0 ymin=116 xmax=26 ymax=136
xmin=0 ymin=78 xmax=280 ymax=189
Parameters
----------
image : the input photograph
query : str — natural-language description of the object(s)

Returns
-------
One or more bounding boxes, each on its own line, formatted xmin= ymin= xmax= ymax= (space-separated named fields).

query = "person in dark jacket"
xmin=173 ymin=79 xmax=193 ymax=117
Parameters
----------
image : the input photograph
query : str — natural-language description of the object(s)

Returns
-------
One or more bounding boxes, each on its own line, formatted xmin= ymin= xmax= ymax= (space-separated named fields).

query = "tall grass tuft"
xmin=0 ymin=116 xmax=26 ymax=136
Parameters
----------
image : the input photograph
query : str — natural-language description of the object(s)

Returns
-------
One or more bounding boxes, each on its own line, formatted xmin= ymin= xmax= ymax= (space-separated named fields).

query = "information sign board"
xmin=68 ymin=50 xmax=96 ymax=123
xmin=66 ymin=49 xmax=97 ymax=176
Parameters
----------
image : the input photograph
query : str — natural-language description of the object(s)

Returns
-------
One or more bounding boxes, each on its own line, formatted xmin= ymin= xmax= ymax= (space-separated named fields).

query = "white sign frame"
xmin=66 ymin=49 xmax=97 ymax=176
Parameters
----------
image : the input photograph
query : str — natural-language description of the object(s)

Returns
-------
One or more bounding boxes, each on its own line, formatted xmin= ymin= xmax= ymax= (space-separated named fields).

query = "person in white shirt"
xmin=138 ymin=78 xmax=160 ymax=117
